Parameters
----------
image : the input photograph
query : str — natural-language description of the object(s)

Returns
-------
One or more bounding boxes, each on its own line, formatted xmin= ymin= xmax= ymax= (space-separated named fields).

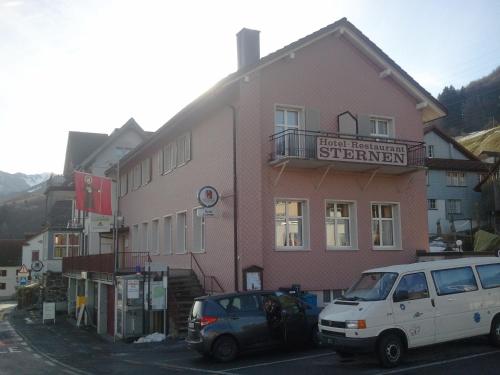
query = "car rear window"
xmin=476 ymin=263 xmax=500 ymax=289
xmin=190 ymin=300 xmax=204 ymax=320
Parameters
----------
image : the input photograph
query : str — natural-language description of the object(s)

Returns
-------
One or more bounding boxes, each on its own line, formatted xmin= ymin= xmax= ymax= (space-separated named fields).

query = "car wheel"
xmin=489 ymin=317 xmax=500 ymax=347
xmin=377 ymin=333 xmax=404 ymax=368
xmin=212 ymin=336 xmax=238 ymax=363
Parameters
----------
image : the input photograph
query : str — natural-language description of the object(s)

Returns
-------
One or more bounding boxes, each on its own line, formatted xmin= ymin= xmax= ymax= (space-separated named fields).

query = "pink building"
xmin=117 ymin=18 xmax=446 ymax=308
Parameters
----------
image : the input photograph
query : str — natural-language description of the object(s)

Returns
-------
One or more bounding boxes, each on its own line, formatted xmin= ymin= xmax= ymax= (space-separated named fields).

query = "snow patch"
xmin=133 ymin=332 xmax=166 ymax=344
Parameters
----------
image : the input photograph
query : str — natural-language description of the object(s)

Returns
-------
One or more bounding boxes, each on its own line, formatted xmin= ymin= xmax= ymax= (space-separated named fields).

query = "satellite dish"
xmin=31 ymin=260 xmax=44 ymax=272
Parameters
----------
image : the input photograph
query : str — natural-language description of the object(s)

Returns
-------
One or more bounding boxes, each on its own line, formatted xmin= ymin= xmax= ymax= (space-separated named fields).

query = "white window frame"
xmin=176 ymin=211 xmax=187 ymax=254
xmin=176 ymin=133 xmax=191 ymax=167
xmin=274 ymin=105 xmax=304 ymax=158
xmin=369 ymin=115 xmax=395 ymax=138
xmin=447 ymin=199 xmax=462 ymax=215
xmin=163 ymin=215 xmax=173 ymax=255
xmin=141 ymin=158 xmax=152 ymax=186
xmin=53 ymin=233 xmax=80 ymax=259
xmin=119 ymin=173 xmax=128 ymax=197
xmin=325 ymin=200 xmax=358 ymax=250
xmin=274 ymin=198 xmax=310 ymax=251
xmin=428 ymin=199 xmax=437 ymax=210
xmin=151 ymin=218 xmax=160 ymax=255
xmin=133 ymin=164 xmax=142 ymax=190
xmin=371 ymin=202 xmax=402 ymax=250
xmin=192 ymin=207 xmax=205 ymax=253
xmin=446 ymin=171 xmax=466 ymax=187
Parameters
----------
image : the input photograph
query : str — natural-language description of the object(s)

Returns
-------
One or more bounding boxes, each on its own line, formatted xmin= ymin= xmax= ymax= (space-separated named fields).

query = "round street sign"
xmin=197 ymin=186 xmax=219 ymax=208
xmin=31 ymin=260 xmax=44 ymax=272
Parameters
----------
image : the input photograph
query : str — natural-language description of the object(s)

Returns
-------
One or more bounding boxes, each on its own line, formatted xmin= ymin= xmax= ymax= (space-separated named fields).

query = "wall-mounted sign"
xmin=197 ymin=207 xmax=216 ymax=217
xmin=197 ymin=186 xmax=219 ymax=208
xmin=316 ymin=137 xmax=408 ymax=166
xmin=127 ymin=279 xmax=140 ymax=299
xmin=144 ymin=281 xmax=166 ymax=311
xmin=90 ymin=214 xmax=112 ymax=232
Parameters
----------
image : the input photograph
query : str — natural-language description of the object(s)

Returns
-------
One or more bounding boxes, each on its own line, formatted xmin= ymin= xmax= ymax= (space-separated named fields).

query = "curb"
xmin=8 ymin=312 xmax=93 ymax=375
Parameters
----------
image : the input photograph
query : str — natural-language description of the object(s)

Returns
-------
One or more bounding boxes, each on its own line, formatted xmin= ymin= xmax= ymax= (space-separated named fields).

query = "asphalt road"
xmin=3 ymin=301 xmax=500 ymax=374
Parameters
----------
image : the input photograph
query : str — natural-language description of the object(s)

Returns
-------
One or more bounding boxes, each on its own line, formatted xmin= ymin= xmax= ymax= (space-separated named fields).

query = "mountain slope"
xmin=0 ymin=171 xmax=51 ymax=200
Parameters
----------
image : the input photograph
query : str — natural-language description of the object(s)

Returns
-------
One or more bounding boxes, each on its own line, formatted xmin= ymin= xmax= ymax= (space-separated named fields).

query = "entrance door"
xmin=107 ymin=285 xmax=115 ymax=336
xmin=392 ymin=272 xmax=436 ymax=347
xmin=275 ymin=107 xmax=302 ymax=158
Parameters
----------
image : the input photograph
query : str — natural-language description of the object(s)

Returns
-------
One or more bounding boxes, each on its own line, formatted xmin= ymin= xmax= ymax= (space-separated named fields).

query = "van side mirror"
xmin=393 ymin=290 xmax=409 ymax=303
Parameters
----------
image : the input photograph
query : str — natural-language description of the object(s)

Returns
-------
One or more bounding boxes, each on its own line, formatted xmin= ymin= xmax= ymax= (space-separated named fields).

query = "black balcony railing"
xmin=63 ymin=251 xmax=151 ymax=274
xmin=269 ymin=129 xmax=426 ymax=168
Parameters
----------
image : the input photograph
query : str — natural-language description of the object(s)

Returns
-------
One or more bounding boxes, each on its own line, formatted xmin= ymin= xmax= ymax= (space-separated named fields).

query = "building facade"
xmin=424 ymin=125 xmax=489 ymax=237
xmin=116 ymin=18 xmax=445 ymax=309
xmin=0 ymin=240 xmax=23 ymax=301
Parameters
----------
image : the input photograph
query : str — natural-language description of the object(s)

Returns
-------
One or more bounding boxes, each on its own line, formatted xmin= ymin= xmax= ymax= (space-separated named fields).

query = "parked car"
xmin=186 ymin=290 xmax=320 ymax=362
xmin=319 ymin=257 xmax=500 ymax=368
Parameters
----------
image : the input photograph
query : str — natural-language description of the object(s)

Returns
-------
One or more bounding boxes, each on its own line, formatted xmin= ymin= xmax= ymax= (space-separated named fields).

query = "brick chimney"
xmin=236 ymin=28 xmax=260 ymax=70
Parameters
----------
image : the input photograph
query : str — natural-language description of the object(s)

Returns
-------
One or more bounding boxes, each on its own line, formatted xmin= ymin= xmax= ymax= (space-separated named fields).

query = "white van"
xmin=319 ymin=257 xmax=500 ymax=368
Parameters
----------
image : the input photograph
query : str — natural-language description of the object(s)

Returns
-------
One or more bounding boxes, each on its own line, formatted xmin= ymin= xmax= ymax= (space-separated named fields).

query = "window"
xmin=393 ymin=272 xmax=429 ymax=301
xmin=192 ymin=208 xmax=205 ymax=253
xmin=176 ymin=134 xmax=191 ymax=167
xmin=132 ymin=224 xmax=139 ymax=251
xmin=0 ymin=283 xmax=5 ymax=290
xmin=275 ymin=200 xmax=308 ymax=249
xmin=427 ymin=145 xmax=434 ymax=158
xmin=163 ymin=216 xmax=173 ymax=254
xmin=432 ymin=267 xmax=478 ymax=296
xmin=53 ymin=233 xmax=80 ymax=258
xmin=141 ymin=222 xmax=149 ymax=251
xmin=323 ymin=290 xmax=331 ymax=303
xmin=275 ymin=107 xmax=302 ymax=157
xmin=176 ymin=212 xmax=187 ymax=254
xmin=162 ymin=143 xmax=176 ymax=173
xmin=426 ymin=170 xmax=429 ymax=185
xmin=370 ymin=117 xmax=392 ymax=137
xmin=31 ymin=251 xmax=39 ymax=262
xmin=0 ymin=270 xmax=6 ymax=277
xmin=141 ymin=158 xmax=152 ymax=185
xmin=427 ymin=199 xmax=437 ymax=210
xmin=127 ymin=170 xmax=134 ymax=192
xmin=119 ymin=173 xmax=128 ymax=197
xmin=446 ymin=171 xmax=466 ymax=186
xmin=447 ymin=199 xmax=462 ymax=215
xmin=371 ymin=203 xmax=401 ymax=249
xmin=151 ymin=219 xmax=159 ymax=254
xmin=476 ymin=263 xmax=500 ymax=289
xmin=133 ymin=164 xmax=142 ymax=190
xmin=217 ymin=294 xmax=261 ymax=313
xmin=325 ymin=201 xmax=357 ymax=249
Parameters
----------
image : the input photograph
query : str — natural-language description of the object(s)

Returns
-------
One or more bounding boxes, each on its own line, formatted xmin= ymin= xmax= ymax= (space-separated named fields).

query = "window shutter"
xmin=185 ymin=133 xmax=191 ymax=162
xmin=357 ymin=114 xmax=371 ymax=136
xmin=305 ymin=108 xmax=320 ymax=132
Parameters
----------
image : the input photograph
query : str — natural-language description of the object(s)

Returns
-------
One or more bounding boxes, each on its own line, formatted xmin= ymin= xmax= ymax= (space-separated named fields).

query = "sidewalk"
xmin=9 ymin=308 xmax=189 ymax=374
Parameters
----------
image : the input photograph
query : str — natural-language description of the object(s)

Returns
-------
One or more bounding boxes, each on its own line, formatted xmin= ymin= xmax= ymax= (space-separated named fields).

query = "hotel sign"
xmin=317 ymin=137 xmax=408 ymax=166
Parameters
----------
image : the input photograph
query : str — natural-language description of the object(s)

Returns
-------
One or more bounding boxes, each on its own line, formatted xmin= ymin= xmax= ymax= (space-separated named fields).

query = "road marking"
xmin=124 ymin=359 xmax=236 ymax=375
xmin=380 ymin=350 xmax=500 ymax=374
xmin=33 ymin=353 xmax=42 ymax=359
xmin=224 ymin=352 xmax=337 ymax=372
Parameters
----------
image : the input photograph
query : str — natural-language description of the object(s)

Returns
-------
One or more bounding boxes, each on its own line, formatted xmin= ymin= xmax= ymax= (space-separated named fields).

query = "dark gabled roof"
xmin=0 ymin=239 xmax=24 ymax=266
xmin=475 ymin=159 xmax=500 ymax=192
xmin=424 ymin=124 xmax=480 ymax=161
xmin=77 ymin=118 xmax=150 ymax=170
xmin=118 ymin=18 xmax=446 ymax=169
xmin=63 ymin=131 xmax=108 ymax=178
xmin=425 ymin=158 xmax=490 ymax=172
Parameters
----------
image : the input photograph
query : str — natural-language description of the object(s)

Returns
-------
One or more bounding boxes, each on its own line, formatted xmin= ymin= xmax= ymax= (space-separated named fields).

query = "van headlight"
xmin=345 ymin=320 xmax=367 ymax=329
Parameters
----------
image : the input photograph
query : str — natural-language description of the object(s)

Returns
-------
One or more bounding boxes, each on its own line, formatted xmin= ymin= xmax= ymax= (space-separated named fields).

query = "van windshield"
xmin=341 ymin=272 xmax=398 ymax=301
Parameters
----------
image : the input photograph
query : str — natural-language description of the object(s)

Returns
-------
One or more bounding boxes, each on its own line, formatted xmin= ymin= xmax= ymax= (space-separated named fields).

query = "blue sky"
xmin=1 ymin=0 xmax=499 ymax=174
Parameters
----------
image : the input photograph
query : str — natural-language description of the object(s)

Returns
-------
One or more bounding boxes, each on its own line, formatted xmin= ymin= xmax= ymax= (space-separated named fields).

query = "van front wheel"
xmin=377 ymin=333 xmax=404 ymax=368
xmin=489 ymin=317 xmax=500 ymax=347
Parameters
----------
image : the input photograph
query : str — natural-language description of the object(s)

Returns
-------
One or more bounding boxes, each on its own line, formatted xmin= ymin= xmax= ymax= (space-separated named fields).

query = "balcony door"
xmin=275 ymin=107 xmax=303 ymax=158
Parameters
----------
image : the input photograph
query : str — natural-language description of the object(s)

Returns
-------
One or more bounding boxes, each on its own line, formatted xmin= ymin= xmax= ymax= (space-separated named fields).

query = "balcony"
xmin=63 ymin=252 xmax=151 ymax=275
xmin=269 ymin=130 xmax=425 ymax=175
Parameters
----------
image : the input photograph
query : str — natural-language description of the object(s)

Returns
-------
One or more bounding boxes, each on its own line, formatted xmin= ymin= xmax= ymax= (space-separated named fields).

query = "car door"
xmin=431 ymin=266 xmax=483 ymax=342
xmin=276 ymin=293 xmax=308 ymax=344
xmin=219 ymin=294 xmax=271 ymax=349
xmin=391 ymin=272 xmax=436 ymax=348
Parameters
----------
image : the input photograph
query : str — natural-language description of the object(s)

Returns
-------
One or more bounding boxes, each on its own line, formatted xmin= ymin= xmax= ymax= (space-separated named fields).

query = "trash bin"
xmin=299 ymin=293 xmax=317 ymax=307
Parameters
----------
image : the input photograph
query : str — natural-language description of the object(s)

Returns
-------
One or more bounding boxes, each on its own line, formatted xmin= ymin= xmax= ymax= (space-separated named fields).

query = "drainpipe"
xmin=230 ymin=105 xmax=239 ymax=292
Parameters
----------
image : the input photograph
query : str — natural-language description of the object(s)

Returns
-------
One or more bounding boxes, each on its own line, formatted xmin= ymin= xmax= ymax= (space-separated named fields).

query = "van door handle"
xmin=414 ymin=312 xmax=423 ymax=318
xmin=447 ymin=297 xmax=456 ymax=301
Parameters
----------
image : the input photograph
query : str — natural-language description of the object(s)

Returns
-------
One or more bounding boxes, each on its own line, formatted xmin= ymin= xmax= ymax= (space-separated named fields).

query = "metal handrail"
xmin=190 ymin=253 xmax=224 ymax=294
